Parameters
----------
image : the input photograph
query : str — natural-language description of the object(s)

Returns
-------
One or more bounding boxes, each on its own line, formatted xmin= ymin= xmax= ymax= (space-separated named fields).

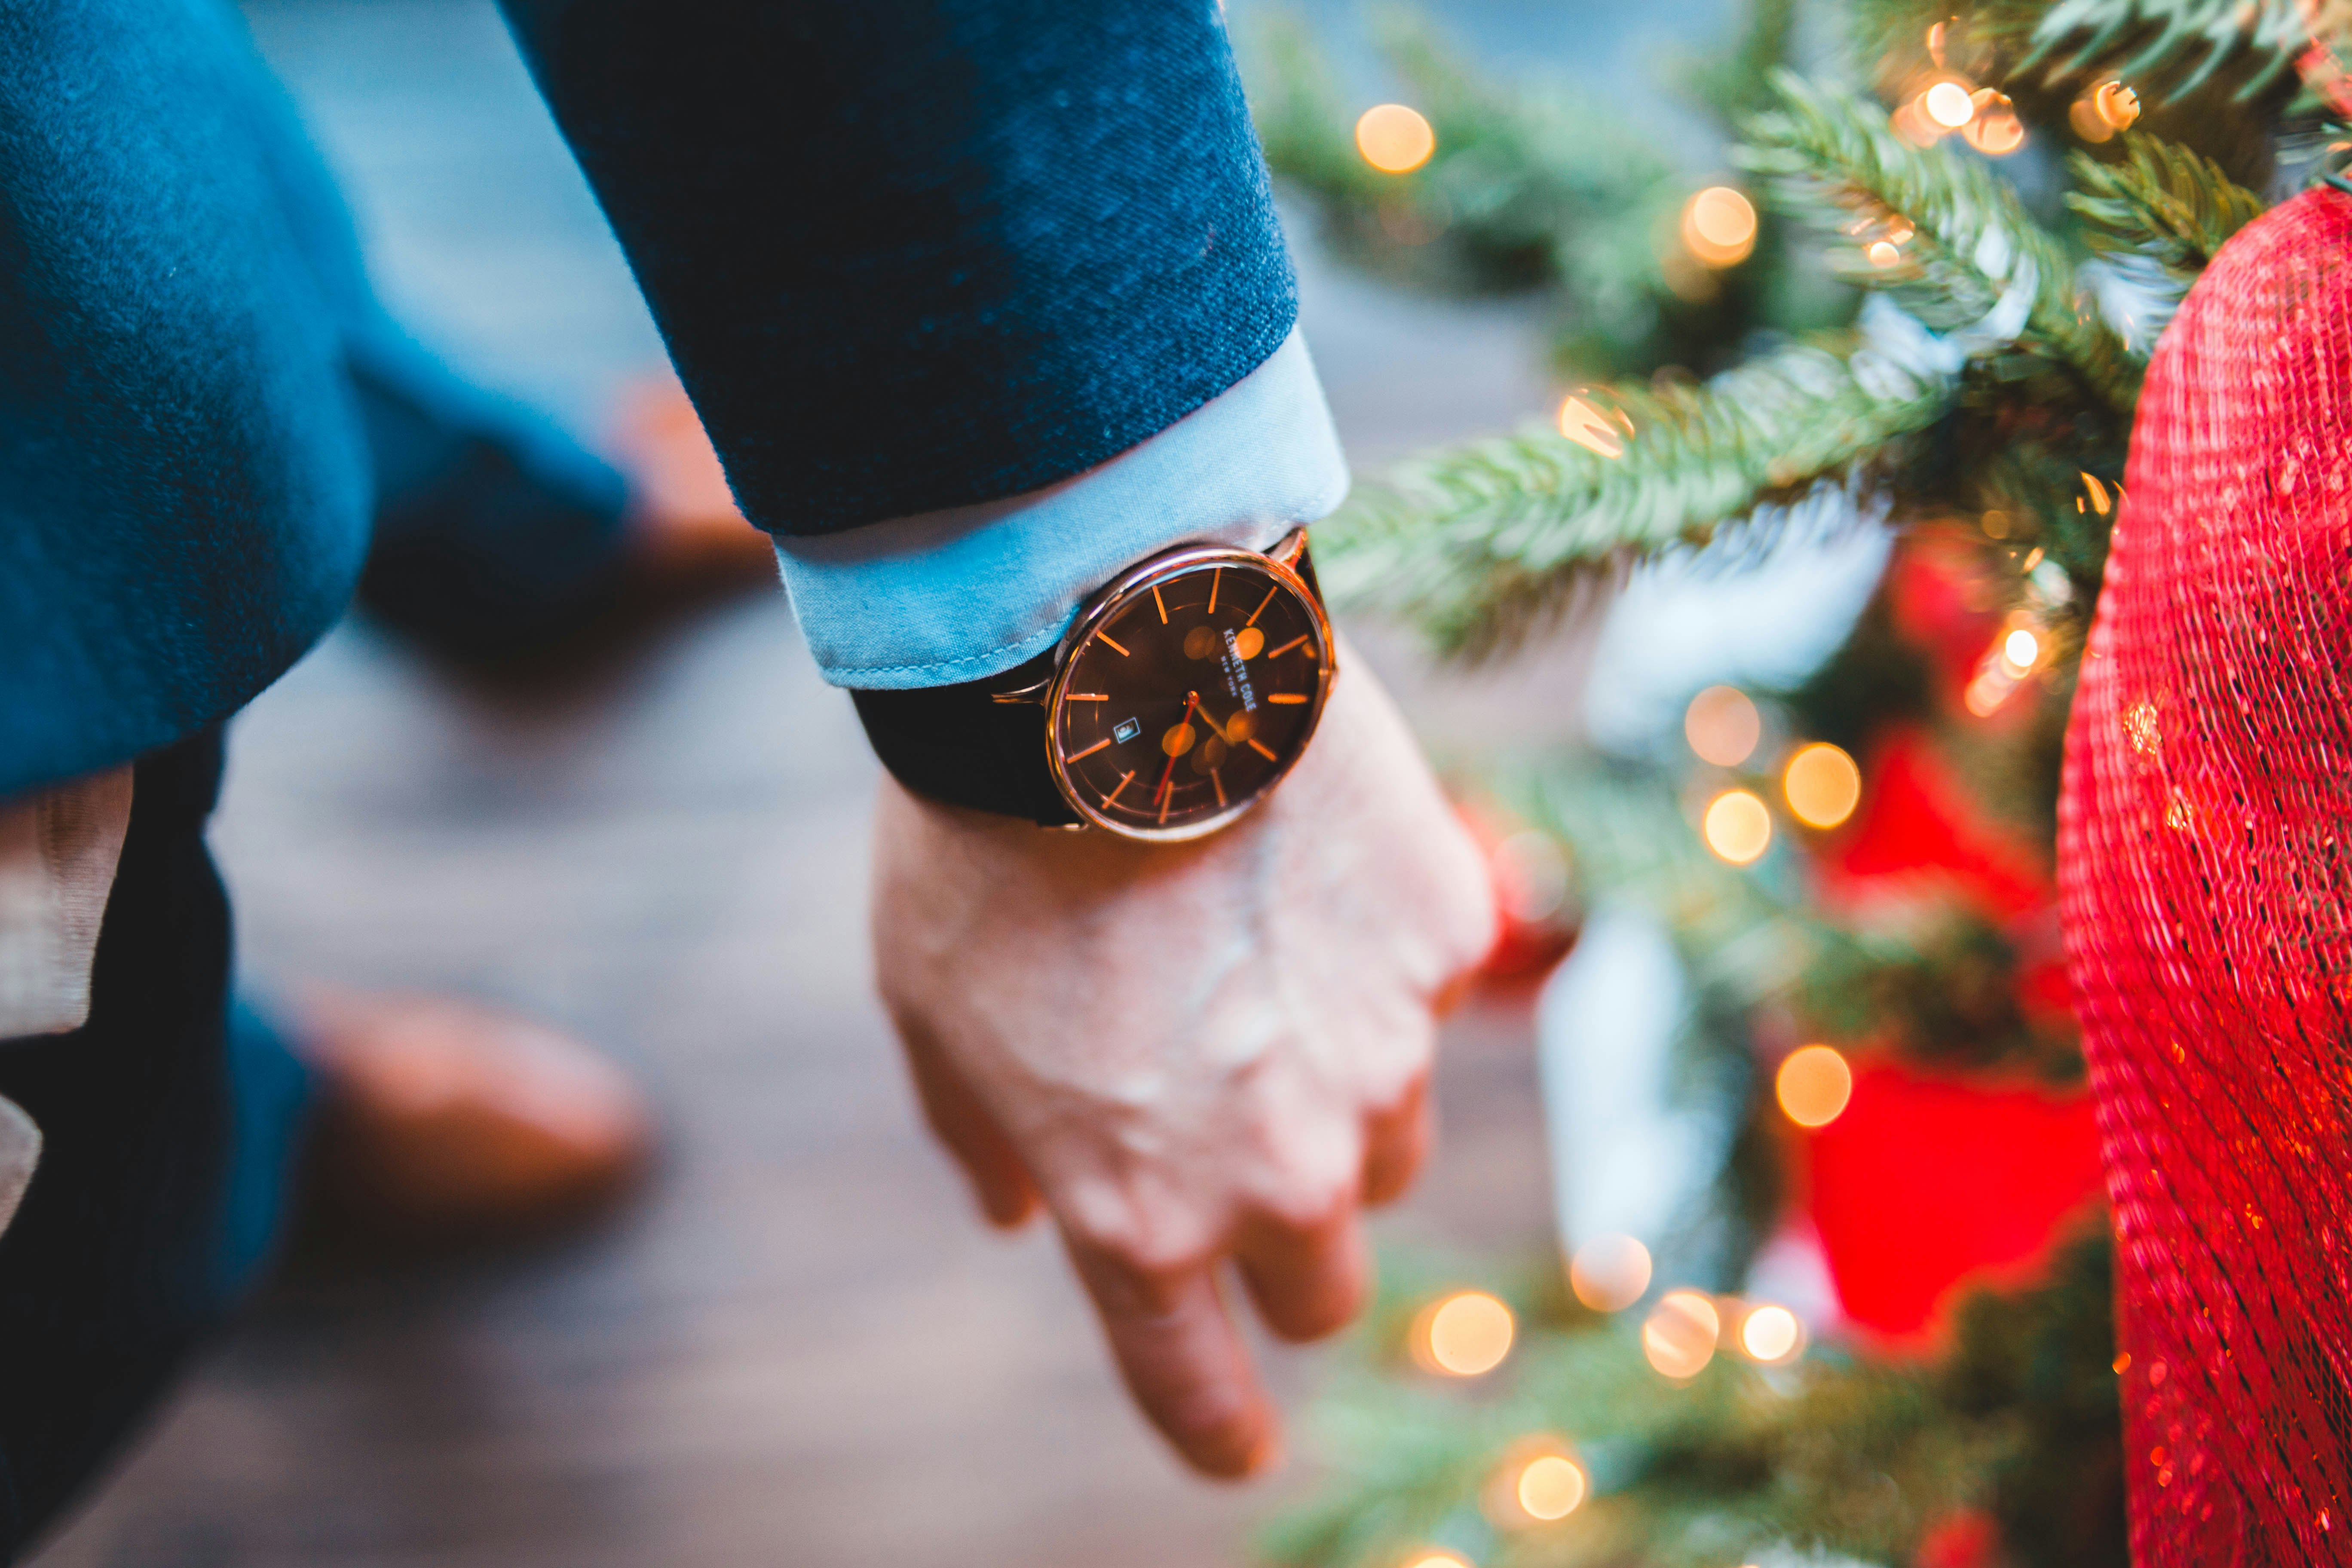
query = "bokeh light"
xmin=2095 ymin=80 xmax=2141 ymax=130
xmin=1866 ymin=238 xmax=1903 ymax=268
xmin=2068 ymin=94 xmax=2115 ymax=142
xmin=1493 ymin=830 xmax=1570 ymax=922
xmin=1402 ymin=1553 xmax=1471 ymax=1568
xmin=1923 ymin=80 xmax=1976 ymax=128
xmin=1418 ymin=1290 xmax=1515 ymax=1376
xmin=1703 ymin=790 xmax=1772 ymax=866
xmin=1681 ymin=186 xmax=1758 ymax=268
xmin=1776 ymin=1044 xmax=1853 ymax=1128
xmin=1558 ymin=395 xmax=1627 ymax=458
xmin=1516 ymin=1454 xmax=1587 ymax=1521
xmin=2003 ymin=628 xmax=2041 ymax=672
xmin=1569 ymin=1233 xmax=1653 ymax=1312
xmin=1684 ymin=685 xmax=1760 ymax=766
xmin=1964 ymin=101 xmax=2026 ymax=155
xmin=1739 ymin=1303 xmax=1804 ymax=1363
xmin=1782 ymin=742 xmax=1862 ymax=830
xmin=1642 ymin=1289 xmax=1720 ymax=1378
xmin=1356 ymin=104 xmax=1436 ymax=173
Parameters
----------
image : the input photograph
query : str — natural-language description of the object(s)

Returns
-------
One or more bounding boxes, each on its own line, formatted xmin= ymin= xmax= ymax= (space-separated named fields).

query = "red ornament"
xmin=1817 ymin=727 xmax=2051 ymax=924
xmin=2061 ymin=186 xmax=2352 ymax=1564
xmin=1453 ymin=798 xmax=1576 ymax=986
xmin=1914 ymin=1507 xmax=2002 ymax=1568
xmin=1802 ymin=1057 xmax=2103 ymax=1338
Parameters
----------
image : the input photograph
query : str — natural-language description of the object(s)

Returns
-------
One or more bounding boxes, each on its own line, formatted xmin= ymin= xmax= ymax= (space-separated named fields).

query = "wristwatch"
xmin=851 ymin=530 xmax=1336 ymax=842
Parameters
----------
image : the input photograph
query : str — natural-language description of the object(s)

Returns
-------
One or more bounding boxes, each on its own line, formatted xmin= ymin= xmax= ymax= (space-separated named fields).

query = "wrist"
xmin=854 ymin=531 xmax=1335 ymax=840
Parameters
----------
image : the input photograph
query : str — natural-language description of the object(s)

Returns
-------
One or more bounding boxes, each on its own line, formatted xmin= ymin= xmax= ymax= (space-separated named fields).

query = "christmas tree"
xmin=1240 ymin=2 xmax=2352 ymax=1564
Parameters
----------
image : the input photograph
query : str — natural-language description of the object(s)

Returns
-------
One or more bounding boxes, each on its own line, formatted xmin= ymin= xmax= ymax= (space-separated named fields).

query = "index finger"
xmin=1063 ymin=1236 xmax=1280 ymax=1479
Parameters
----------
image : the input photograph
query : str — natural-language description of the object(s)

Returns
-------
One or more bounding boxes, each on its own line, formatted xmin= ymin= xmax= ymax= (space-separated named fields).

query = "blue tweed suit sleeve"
xmin=499 ymin=0 xmax=1308 ymax=536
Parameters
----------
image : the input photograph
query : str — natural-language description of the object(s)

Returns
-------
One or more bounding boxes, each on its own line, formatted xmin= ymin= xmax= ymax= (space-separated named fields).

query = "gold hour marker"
xmin=1268 ymin=693 xmax=1308 ymax=704
xmin=1103 ymin=770 xmax=1135 ymax=808
xmin=1067 ymin=692 xmax=1110 ymax=701
xmin=1247 ymin=738 xmax=1279 ymax=761
xmin=1207 ymin=568 xmax=1221 ymax=615
xmin=1268 ymin=633 xmax=1311 ymax=658
xmin=1246 ymin=586 xmax=1279 ymax=627
xmin=1152 ymin=585 xmax=1168 ymax=624
xmin=1211 ymin=770 xmax=1226 ymax=808
xmin=1158 ymin=784 xmax=1173 ymax=826
xmin=1096 ymin=630 xmax=1130 ymax=656
xmin=1066 ymin=738 xmax=1112 ymax=763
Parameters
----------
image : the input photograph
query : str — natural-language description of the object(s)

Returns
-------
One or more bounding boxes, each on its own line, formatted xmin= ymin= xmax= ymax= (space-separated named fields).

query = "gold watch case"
xmin=998 ymin=530 xmax=1337 ymax=842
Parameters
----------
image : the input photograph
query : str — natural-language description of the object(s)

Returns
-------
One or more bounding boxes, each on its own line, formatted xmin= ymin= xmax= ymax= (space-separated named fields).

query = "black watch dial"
xmin=1049 ymin=554 xmax=1332 ymax=840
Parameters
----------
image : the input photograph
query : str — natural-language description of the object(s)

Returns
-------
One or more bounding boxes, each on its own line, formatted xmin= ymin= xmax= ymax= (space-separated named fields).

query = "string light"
xmin=1356 ymin=104 xmax=1436 ymax=173
xmin=1703 ymin=790 xmax=1772 ymax=865
xmin=1642 ymin=1289 xmax=1720 ymax=1378
xmin=2096 ymin=80 xmax=2142 ymax=130
xmin=1516 ymin=1454 xmax=1587 ymax=1520
xmin=1684 ymin=685 xmax=1760 ymax=766
xmin=1866 ymin=238 xmax=1903 ymax=268
xmin=1416 ymin=1290 xmax=1515 ymax=1376
xmin=1963 ymin=91 xmax=2026 ymax=155
xmin=1569 ymin=1233 xmax=1653 ymax=1312
xmin=1965 ymin=611 xmax=2047 ymax=716
xmin=1776 ymin=1044 xmax=1853 ymax=1128
xmin=1923 ymin=80 xmax=1977 ymax=129
xmin=1738 ymin=1303 xmax=1805 ymax=1363
xmin=1558 ymin=395 xmax=1627 ymax=458
xmin=1682 ymin=186 xmax=1758 ymax=268
xmin=1782 ymin=742 xmax=1862 ymax=830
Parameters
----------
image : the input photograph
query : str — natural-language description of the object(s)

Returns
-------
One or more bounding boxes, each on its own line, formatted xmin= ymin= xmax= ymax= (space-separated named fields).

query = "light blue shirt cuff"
xmin=775 ymin=326 xmax=1349 ymax=689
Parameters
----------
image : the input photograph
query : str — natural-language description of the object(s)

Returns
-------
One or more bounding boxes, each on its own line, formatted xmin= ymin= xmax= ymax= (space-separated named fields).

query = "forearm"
xmin=499 ymin=0 xmax=1298 ymax=540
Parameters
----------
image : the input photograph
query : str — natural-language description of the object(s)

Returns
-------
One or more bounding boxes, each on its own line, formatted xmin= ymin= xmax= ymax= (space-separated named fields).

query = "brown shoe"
xmin=606 ymin=377 xmax=778 ymax=588
xmin=289 ymin=987 xmax=655 ymax=1243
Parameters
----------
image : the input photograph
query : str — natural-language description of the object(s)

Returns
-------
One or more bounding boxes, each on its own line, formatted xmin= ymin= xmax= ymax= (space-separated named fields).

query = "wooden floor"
xmin=27 ymin=2 xmax=1718 ymax=1562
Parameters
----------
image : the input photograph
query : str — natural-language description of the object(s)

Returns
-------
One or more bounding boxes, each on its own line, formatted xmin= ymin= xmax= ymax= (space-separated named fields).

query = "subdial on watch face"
xmin=1053 ymin=563 xmax=1326 ymax=834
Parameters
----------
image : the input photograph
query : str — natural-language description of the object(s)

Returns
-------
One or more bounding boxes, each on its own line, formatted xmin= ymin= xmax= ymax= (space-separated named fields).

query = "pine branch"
xmin=1317 ymin=338 xmax=1947 ymax=659
xmin=1850 ymin=0 xmax=2307 ymax=99
xmin=2067 ymin=129 xmax=2269 ymax=272
xmin=1737 ymin=71 xmax=2144 ymax=413
xmin=1243 ymin=9 xmax=1674 ymax=297
xmin=1676 ymin=0 xmax=1803 ymax=129
xmin=2023 ymin=0 xmax=2307 ymax=99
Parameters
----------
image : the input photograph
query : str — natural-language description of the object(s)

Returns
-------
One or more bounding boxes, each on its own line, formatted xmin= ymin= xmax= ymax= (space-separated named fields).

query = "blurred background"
xmin=29 ymin=2 xmax=1736 ymax=1564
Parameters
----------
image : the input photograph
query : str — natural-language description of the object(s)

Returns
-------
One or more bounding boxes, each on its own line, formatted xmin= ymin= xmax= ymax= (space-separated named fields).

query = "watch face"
xmin=1049 ymin=550 xmax=1333 ymax=840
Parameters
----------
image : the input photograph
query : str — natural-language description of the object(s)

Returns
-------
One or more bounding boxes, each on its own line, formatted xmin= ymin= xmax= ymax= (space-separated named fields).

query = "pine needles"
xmin=2023 ymin=0 xmax=2308 ymax=98
xmin=2068 ymin=129 xmax=2271 ymax=272
xmin=1739 ymin=72 xmax=2143 ymax=413
xmin=1850 ymin=0 xmax=2309 ymax=98
xmin=1318 ymin=339 xmax=1946 ymax=660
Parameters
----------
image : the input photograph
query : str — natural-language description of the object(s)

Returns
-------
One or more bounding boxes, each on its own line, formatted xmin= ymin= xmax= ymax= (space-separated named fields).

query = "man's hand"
xmin=871 ymin=654 xmax=1494 ymax=1476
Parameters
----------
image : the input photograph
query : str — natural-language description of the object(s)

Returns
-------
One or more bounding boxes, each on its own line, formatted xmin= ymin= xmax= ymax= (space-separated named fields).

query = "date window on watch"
xmin=1112 ymin=717 xmax=1142 ymax=745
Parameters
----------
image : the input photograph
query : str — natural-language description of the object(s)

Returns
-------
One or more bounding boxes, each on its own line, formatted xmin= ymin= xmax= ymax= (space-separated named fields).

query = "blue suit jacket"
xmin=0 ymin=0 xmax=1296 ymax=799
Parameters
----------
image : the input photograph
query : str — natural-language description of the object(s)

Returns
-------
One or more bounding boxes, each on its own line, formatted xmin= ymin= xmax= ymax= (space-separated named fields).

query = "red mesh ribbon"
xmin=2061 ymin=185 xmax=2352 ymax=1563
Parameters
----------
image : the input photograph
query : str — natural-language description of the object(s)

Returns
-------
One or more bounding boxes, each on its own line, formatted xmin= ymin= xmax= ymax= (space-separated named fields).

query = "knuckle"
xmin=1364 ymin=1054 xmax=1433 ymax=1116
xmin=1063 ymin=1185 xmax=1215 ymax=1285
xmin=1255 ymin=1152 xmax=1358 ymax=1236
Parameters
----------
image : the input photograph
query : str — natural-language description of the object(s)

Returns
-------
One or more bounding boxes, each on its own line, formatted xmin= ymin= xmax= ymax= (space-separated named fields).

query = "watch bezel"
xmin=1042 ymin=535 xmax=1336 ymax=843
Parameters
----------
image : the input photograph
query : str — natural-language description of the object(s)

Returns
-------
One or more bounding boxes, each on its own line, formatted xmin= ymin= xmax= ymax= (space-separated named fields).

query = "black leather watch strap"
xmin=851 ymin=647 xmax=1080 ymax=825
